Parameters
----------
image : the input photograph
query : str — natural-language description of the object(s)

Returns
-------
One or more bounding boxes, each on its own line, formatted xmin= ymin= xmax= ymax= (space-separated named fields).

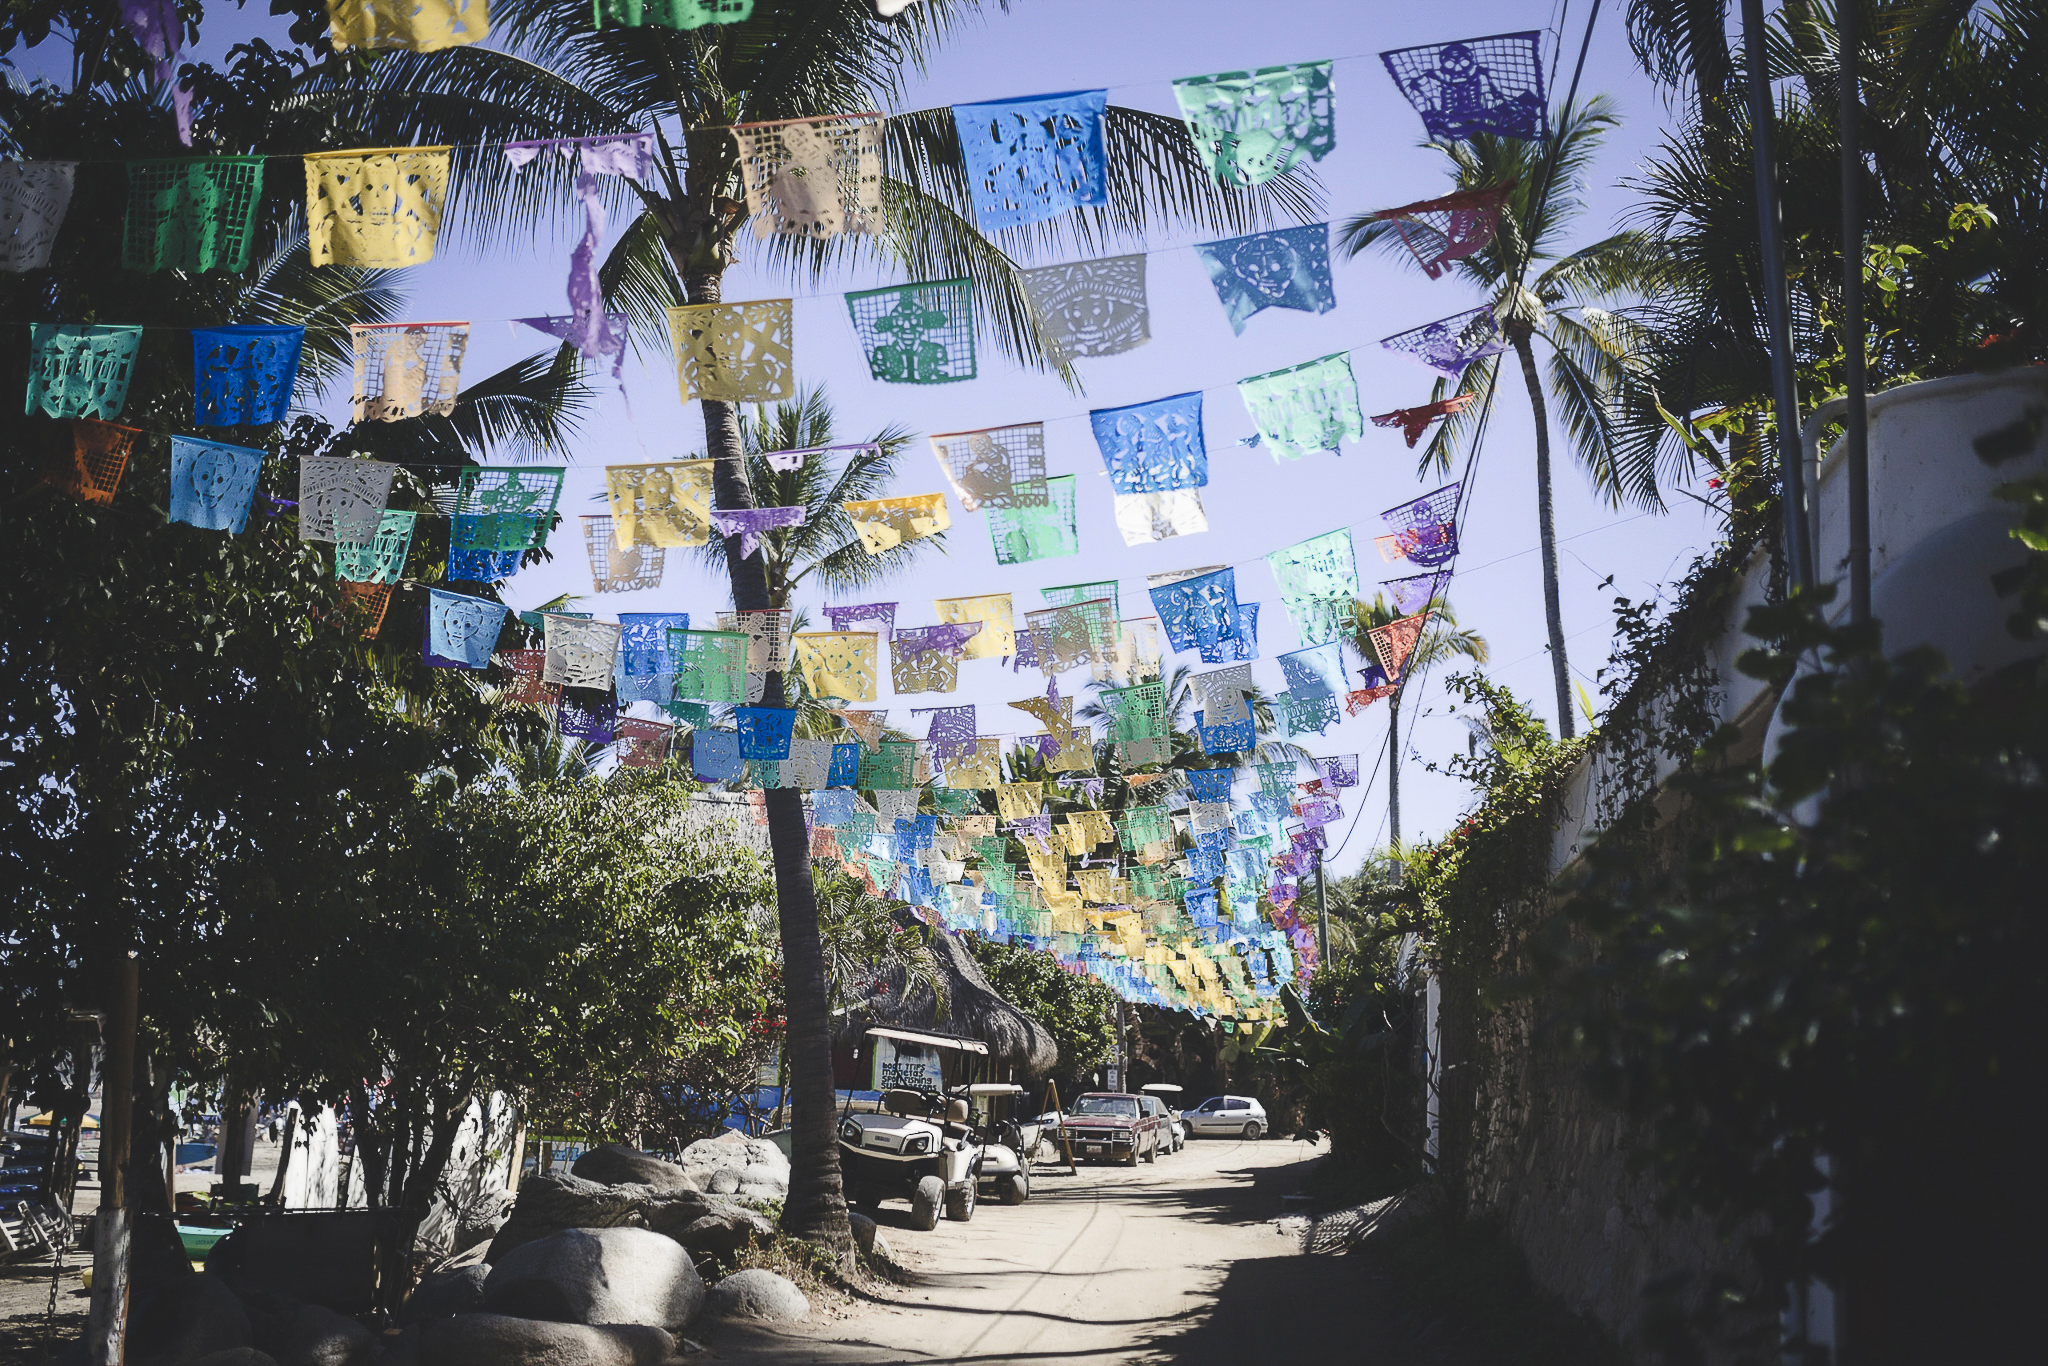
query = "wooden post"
xmin=87 ymin=956 xmax=137 ymax=1366
xmin=266 ymin=1106 xmax=298 ymax=1204
xmin=1042 ymin=1081 xmax=1077 ymax=1174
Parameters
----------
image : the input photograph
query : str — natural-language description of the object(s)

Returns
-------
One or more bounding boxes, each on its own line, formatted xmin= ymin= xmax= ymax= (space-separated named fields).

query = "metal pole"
xmin=87 ymin=955 xmax=137 ymax=1366
xmin=1841 ymin=0 xmax=1871 ymax=625
xmin=1742 ymin=0 xmax=1816 ymax=591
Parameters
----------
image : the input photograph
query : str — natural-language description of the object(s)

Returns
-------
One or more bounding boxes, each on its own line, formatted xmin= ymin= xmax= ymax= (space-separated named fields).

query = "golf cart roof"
xmin=865 ymin=1026 xmax=988 ymax=1055
xmin=965 ymin=1083 xmax=1024 ymax=1096
xmin=1140 ymin=1084 xmax=1183 ymax=1094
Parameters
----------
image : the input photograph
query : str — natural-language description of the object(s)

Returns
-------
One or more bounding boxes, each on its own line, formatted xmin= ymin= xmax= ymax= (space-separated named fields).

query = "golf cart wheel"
xmin=945 ymin=1180 xmax=976 ymax=1222
xmin=1000 ymin=1172 xmax=1028 ymax=1205
xmin=1243 ymin=1120 xmax=1263 ymax=1140
xmin=910 ymin=1176 xmax=944 ymax=1231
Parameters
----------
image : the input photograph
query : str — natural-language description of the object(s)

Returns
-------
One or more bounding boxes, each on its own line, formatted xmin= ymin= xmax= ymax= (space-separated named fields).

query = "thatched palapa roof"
xmin=841 ymin=914 xmax=1059 ymax=1075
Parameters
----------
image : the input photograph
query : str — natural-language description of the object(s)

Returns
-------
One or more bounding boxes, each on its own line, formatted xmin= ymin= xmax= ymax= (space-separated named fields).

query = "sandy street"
xmin=703 ymin=1134 xmax=1429 ymax=1366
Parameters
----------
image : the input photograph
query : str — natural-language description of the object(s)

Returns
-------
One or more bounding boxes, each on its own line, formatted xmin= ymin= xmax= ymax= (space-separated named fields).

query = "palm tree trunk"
xmin=1387 ymin=690 xmax=1403 ymax=879
xmin=1511 ymin=331 xmax=1575 ymax=740
xmin=684 ymin=269 xmax=853 ymax=1258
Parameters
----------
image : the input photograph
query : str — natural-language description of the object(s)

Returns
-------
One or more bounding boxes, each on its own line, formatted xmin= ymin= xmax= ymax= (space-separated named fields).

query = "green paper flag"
xmin=988 ymin=473 xmax=1080 ymax=565
xmin=123 ymin=158 xmax=266 ymax=274
xmin=845 ymin=278 xmax=976 ymax=384
xmin=1238 ymin=351 xmax=1366 ymax=461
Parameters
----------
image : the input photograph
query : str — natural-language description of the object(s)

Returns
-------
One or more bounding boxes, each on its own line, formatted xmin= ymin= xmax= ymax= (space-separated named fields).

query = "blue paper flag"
xmin=1198 ymin=601 xmax=1260 ymax=663
xmin=951 ymin=88 xmax=1109 ymax=231
xmin=447 ymin=523 xmax=526 ymax=583
xmin=815 ymin=789 xmax=863 ymax=825
xmin=1195 ymin=708 xmax=1256 ymax=756
xmin=1186 ymin=768 xmax=1234 ymax=803
xmin=1090 ymin=391 xmax=1207 ymax=494
xmin=426 ymin=590 xmax=508 ymax=670
xmin=827 ymin=743 xmax=861 ymax=789
xmin=1151 ymin=567 xmax=1243 ymax=654
xmin=692 ymin=728 xmax=744 ymax=783
xmin=1185 ymin=883 xmax=1221 ymax=927
xmin=1192 ymin=223 xmax=1334 ymax=335
xmin=1279 ymin=642 xmax=1346 ymax=699
xmin=168 ymin=435 xmax=263 ymax=534
xmin=192 ymin=325 xmax=304 ymax=427
xmin=736 ymin=706 xmax=796 ymax=761
xmin=618 ymin=612 xmax=689 ymax=704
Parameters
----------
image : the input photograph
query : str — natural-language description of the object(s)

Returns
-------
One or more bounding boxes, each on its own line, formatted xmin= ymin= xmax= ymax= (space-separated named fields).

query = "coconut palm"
xmin=1338 ymin=98 xmax=1655 ymax=741
xmin=1348 ymin=594 xmax=1488 ymax=876
xmin=308 ymin=0 xmax=1318 ymax=1251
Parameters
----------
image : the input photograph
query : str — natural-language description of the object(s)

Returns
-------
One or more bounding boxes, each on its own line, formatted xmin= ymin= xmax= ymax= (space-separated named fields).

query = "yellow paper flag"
xmin=934 ymin=593 xmax=1015 ymax=659
xmin=791 ymin=632 xmax=878 ymax=702
xmin=844 ymin=493 xmax=949 ymax=555
xmin=666 ymin=300 xmax=794 ymax=404
xmin=305 ymin=148 xmax=451 ymax=268
xmin=605 ymin=460 xmax=714 ymax=548
xmin=328 ymin=0 xmax=487 ymax=52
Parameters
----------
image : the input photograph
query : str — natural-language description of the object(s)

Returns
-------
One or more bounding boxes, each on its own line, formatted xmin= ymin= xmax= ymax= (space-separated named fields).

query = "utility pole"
xmin=87 ymin=954 xmax=137 ymax=1366
xmin=1840 ymin=0 xmax=1871 ymax=625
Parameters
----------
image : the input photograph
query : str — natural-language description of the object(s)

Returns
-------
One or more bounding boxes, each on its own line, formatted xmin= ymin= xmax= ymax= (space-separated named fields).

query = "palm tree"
xmin=317 ymin=0 xmax=1317 ymax=1252
xmin=1347 ymin=594 xmax=1488 ymax=876
xmin=1338 ymin=98 xmax=1655 ymax=741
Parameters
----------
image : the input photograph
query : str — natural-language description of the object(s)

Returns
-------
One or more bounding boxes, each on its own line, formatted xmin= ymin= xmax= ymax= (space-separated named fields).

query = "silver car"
xmin=1184 ymin=1094 xmax=1267 ymax=1140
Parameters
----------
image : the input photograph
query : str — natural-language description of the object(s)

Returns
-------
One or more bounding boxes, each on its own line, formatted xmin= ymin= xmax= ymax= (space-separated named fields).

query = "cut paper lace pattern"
xmin=336 ymin=582 xmax=394 ymax=639
xmin=1192 ymin=663 xmax=1253 ymax=725
xmin=193 ymin=326 xmax=303 ymax=426
xmin=666 ymin=300 xmax=794 ymax=403
xmin=1380 ymin=305 xmax=1506 ymax=378
xmin=1196 ymin=709 xmax=1255 ymax=756
xmin=1114 ymin=490 xmax=1207 ymax=546
xmin=169 ymin=435 xmax=263 ymax=533
xmin=715 ymin=609 xmax=793 ymax=675
xmin=516 ymin=311 xmax=630 ymax=379
xmin=1380 ymin=32 xmax=1549 ymax=143
xmin=543 ymin=615 xmax=623 ymax=691
xmin=1197 ymin=599 xmax=1258 ymax=663
xmin=614 ymin=718 xmax=673 ymax=768
xmin=1372 ymin=393 xmax=1475 ymax=447
xmin=329 ymin=0 xmax=488 ymax=51
xmin=298 ymin=457 xmax=397 ymax=543
xmin=988 ymin=473 xmax=1079 ymax=565
xmin=934 ymin=594 xmax=1015 ymax=659
xmin=1278 ymin=689 xmax=1342 ymax=737
xmin=711 ymin=504 xmax=806 ymax=558
xmin=1368 ymin=613 xmax=1429 ymax=679
xmin=427 ymin=589 xmax=507 ymax=670
xmin=606 ymin=460 xmax=714 ymax=549
xmin=1373 ymin=182 xmax=1514 ymax=279
xmin=1018 ymin=254 xmax=1148 ymax=364
xmin=1279 ymin=642 xmax=1345 ymax=699
xmin=1 ymin=162 xmax=77 ymax=272
xmin=1091 ymin=391 xmax=1206 ymax=493
xmin=1310 ymin=754 xmax=1360 ymax=788
xmin=351 ymin=322 xmax=467 ymax=421
xmin=556 ymin=691 xmax=617 ymax=744
xmin=1380 ymin=482 xmax=1461 ymax=568
xmin=731 ymin=114 xmax=882 ymax=239
xmin=1149 ymin=566 xmax=1243 ymax=654
xmin=499 ymin=649 xmax=559 ymax=708
xmin=617 ymin=612 xmax=688 ymax=703
xmin=1193 ymin=223 xmax=1333 ymax=335
xmin=912 ymin=704 xmax=977 ymax=760
xmin=824 ymin=602 xmax=896 ymax=637
xmin=845 ymin=493 xmax=949 ymax=554
xmin=1384 ymin=568 xmax=1451 ymax=616
xmin=306 ymin=148 xmax=451 ymax=268
xmin=792 ymin=632 xmax=879 ymax=702
xmin=594 ymin=0 xmax=752 ymax=30
xmin=447 ymin=525 xmax=522 ymax=582
xmin=891 ymin=626 xmax=975 ymax=694
xmin=692 ymin=728 xmax=743 ymax=782
xmin=454 ymin=466 xmax=563 ymax=552
xmin=1267 ymin=527 xmax=1357 ymax=647
xmin=1173 ymin=61 xmax=1335 ymax=188
xmin=27 ymin=324 xmax=142 ymax=420
xmin=1186 ymin=768 xmax=1233 ymax=802
xmin=1238 ymin=351 xmax=1364 ymax=460
xmin=122 ymin=158 xmax=264 ymax=273
xmin=672 ymin=629 xmax=749 ymax=703
xmin=846 ymin=279 xmax=975 ymax=384
xmin=736 ymin=707 xmax=796 ymax=761
xmin=582 ymin=514 xmax=666 ymax=591
xmin=1042 ymin=580 xmax=1120 ymax=617
xmin=1024 ymin=599 xmax=1113 ymax=674
xmin=952 ymin=88 xmax=1108 ymax=231
xmin=336 ymin=509 xmax=418 ymax=583
xmin=931 ymin=423 xmax=1048 ymax=511
xmin=48 ymin=420 xmax=137 ymax=505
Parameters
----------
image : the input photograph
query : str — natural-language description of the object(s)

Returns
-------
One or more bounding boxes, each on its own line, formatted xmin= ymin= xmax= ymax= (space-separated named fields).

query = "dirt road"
xmin=705 ymin=1134 xmax=1432 ymax=1365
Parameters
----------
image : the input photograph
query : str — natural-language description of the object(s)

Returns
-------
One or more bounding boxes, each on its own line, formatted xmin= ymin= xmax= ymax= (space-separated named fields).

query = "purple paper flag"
xmin=517 ymin=311 xmax=630 ymax=379
xmin=711 ymin=505 xmax=807 ymax=557
xmin=912 ymin=704 xmax=978 ymax=760
xmin=1383 ymin=569 xmax=1451 ymax=616
xmin=895 ymin=622 xmax=983 ymax=660
xmin=825 ymin=601 xmax=897 ymax=636
xmin=1381 ymin=306 xmax=1508 ymax=379
xmin=1309 ymin=754 xmax=1360 ymax=789
xmin=1382 ymin=483 xmax=1461 ymax=569
xmin=121 ymin=0 xmax=180 ymax=82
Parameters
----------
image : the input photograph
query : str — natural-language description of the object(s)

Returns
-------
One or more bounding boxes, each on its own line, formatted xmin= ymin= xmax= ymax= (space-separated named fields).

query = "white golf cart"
xmin=1142 ymin=1083 xmax=1188 ymax=1152
xmin=837 ymin=1028 xmax=1033 ymax=1230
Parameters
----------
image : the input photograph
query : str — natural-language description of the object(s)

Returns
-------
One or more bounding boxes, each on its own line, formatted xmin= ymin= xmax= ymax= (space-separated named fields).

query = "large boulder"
xmin=705 ymin=1269 xmax=808 ymax=1323
xmin=450 ymin=1189 xmax=514 ymax=1255
xmin=417 ymin=1314 xmax=672 ymax=1366
xmin=183 ymin=1353 xmax=277 ymax=1366
xmin=481 ymin=1227 xmax=704 ymax=1329
xmin=485 ymin=1172 xmax=773 ymax=1263
xmin=130 ymin=1272 xmax=253 ymax=1366
xmin=266 ymin=1305 xmax=378 ymax=1366
xmin=847 ymin=1212 xmax=878 ymax=1257
xmin=402 ymin=1265 xmax=490 ymax=1324
xmin=678 ymin=1133 xmax=788 ymax=1204
xmin=570 ymin=1144 xmax=697 ymax=1192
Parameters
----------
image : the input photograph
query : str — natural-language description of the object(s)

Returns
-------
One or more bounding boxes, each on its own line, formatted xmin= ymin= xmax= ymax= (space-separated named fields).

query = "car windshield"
xmin=1071 ymin=1096 xmax=1138 ymax=1118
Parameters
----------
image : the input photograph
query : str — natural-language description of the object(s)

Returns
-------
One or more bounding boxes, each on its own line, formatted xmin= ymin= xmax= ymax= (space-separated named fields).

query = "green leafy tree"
xmin=965 ymin=937 xmax=1118 ymax=1090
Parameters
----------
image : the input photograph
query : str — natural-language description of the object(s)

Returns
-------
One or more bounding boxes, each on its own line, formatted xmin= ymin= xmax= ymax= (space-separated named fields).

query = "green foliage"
xmin=812 ymin=871 xmax=943 ymax=1019
xmin=964 ymin=937 xmax=1118 ymax=1080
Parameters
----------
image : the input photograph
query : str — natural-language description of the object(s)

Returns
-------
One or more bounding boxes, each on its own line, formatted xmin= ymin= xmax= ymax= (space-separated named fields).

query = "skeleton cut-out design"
xmin=791 ymin=631 xmax=879 ymax=702
xmin=193 ymin=325 xmax=303 ymax=427
xmin=735 ymin=706 xmax=796 ymax=761
xmin=987 ymin=473 xmax=1079 ymax=565
xmin=582 ymin=514 xmax=666 ymax=592
xmin=933 ymin=594 xmax=1014 ymax=659
xmin=0 ymin=162 xmax=77 ymax=272
xmin=666 ymin=300 xmax=794 ymax=403
xmin=1113 ymin=490 xmax=1208 ymax=547
xmin=454 ymin=466 xmax=563 ymax=551
xmin=542 ymin=614 xmax=623 ymax=691
xmin=1237 ymin=351 xmax=1365 ymax=460
xmin=715 ymin=609 xmax=793 ymax=674
xmin=298 ymin=457 xmax=397 ymax=543
xmin=26 ymin=324 xmax=142 ymax=420
xmin=1193 ymin=224 xmax=1334 ymax=335
xmin=1380 ymin=32 xmax=1548 ymax=143
xmin=846 ymin=279 xmax=975 ymax=384
xmin=843 ymin=492 xmax=950 ymax=555
xmin=1279 ymin=642 xmax=1346 ymax=700
xmin=335 ymin=509 xmax=418 ymax=583
xmin=604 ymin=460 xmax=714 ymax=550
xmin=351 ymin=322 xmax=467 ymax=421
xmin=329 ymin=0 xmax=488 ymax=50
xmin=1380 ymin=482 xmax=1461 ymax=568
xmin=1024 ymin=599 xmax=1114 ymax=675
xmin=615 ymin=612 xmax=688 ymax=703
xmin=1310 ymin=754 xmax=1361 ymax=789
xmin=426 ymin=589 xmax=508 ymax=670
xmin=930 ymin=423 xmax=1047 ymax=511
xmin=890 ymin=626 xmax=970 ymax=694
xmin=1091 ymin=390 xmax=1206 ymax=495
xmin=951 ymin=88 xmax=1108 ymax=231
xmin=306 ymin=148 xmax=452 ymax=268
xmin=1192 ymin=663 xmax=1253 ymax=726
xmin=1018 ymin=253 xmax=1148 ymax=364
xmin=169 ymin=435 xmax=264 ymax=533
xmin=671 ymin=628 xmax=749 ymax=703
xmin=122 ymin=157 xmax=265 ymax=273
xmin=1147 ymin=565 xmax=1243 ymax=654
xmin=732 ymin=114 xmax=882 ymax=239
xmin=1383 ymin=568 xmax=1452 ymax=616
xmin=1380 ymin=306 xmax=1507 ymax=378
xmin=1173 ymin=61 xmax=1335 ymax=188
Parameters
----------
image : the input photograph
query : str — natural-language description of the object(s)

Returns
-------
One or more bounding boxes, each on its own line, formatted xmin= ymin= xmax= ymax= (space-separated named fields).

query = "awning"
xmin=866 ymin=1026 xmax=988 ymax=1055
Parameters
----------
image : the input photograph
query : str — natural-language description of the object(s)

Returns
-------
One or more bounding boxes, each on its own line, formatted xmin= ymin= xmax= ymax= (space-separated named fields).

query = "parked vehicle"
xmin=1060 ymin=1093 xmax=1168 ymax=1166
xmin=1185 ymin=1095 xmax=1267 ymax=1139
xmin=1141 ymin=1084 xmax=1187 ymax=1151
xmin=964 ymin=1083 xmax=1035 ymax=1206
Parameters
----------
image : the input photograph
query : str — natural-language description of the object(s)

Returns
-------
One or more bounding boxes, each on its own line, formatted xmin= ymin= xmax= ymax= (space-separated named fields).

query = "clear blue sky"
xmin=13 ymin=0 xmax=1722 ymax=874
